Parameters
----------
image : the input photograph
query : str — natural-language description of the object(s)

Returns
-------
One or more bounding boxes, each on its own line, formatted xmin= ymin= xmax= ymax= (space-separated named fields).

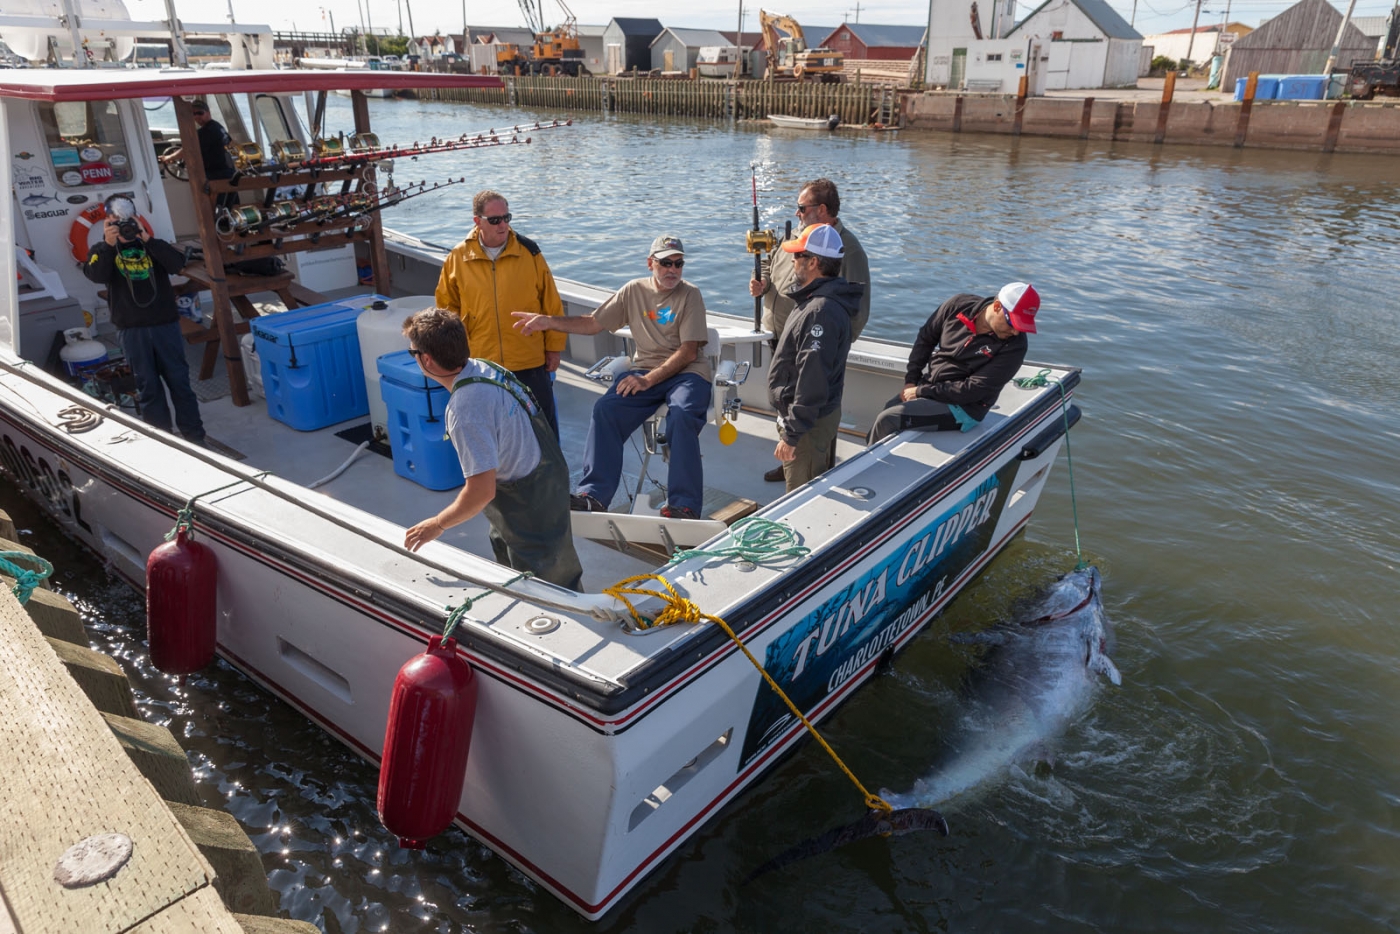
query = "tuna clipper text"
xmin=789 ymin=482 xmax=1002 ymax=683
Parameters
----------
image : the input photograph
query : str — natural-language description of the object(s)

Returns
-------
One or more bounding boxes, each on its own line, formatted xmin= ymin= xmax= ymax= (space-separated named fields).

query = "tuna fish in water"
xmin=879 ymin=566 xmax=1121 ymax=810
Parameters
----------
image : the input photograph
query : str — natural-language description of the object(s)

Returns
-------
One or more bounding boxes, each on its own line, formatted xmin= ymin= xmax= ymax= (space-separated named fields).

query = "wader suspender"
xmin=448 ymin=360 xmax=541 ymax=434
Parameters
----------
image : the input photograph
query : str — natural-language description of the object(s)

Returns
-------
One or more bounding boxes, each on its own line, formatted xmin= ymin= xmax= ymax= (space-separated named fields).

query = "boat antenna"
xmin=160 ymin=0 xmax=191 ymax=66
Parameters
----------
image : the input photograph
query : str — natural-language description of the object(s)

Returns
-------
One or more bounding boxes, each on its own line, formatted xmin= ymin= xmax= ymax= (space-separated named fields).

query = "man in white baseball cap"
xmin=868 ymin=282 xmax=1039 ymax=444
xmin=766 ymin=223 xmax=866 ymax=491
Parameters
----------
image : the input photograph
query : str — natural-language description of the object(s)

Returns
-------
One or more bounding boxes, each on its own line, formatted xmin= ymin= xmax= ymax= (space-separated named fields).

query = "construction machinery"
xmin=758 ymin=9 xmax=844 ymax=82
xmin=1348 ymin=2 xmax=1400 ymax=99
xmin=518 ymin=0 xmax=585 ymax=75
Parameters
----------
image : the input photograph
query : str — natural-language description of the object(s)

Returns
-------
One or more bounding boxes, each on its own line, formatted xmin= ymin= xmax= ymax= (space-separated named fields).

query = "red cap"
xmin=997 ymin=282 xmax=1040 ymax=333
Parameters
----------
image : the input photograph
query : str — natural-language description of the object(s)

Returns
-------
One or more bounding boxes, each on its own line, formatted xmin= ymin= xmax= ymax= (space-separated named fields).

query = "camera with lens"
xmin=116 ymin=217 xmax=142 ymax=241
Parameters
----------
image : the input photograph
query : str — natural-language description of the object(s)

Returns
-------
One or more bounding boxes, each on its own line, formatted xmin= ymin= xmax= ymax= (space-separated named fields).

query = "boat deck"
xmin=191 ymin=341 xmax=868 ymax=590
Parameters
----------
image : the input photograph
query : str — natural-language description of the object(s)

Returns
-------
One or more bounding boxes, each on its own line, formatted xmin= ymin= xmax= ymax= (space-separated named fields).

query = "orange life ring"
xmin=69 ymin=203 xmax=156 ymax=263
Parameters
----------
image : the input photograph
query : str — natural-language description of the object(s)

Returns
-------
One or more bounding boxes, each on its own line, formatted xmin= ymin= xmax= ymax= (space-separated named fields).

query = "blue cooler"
xmin=1276 ymin=75 xmax=1326 ymax=100
xmin=252 ymin=296 xmax=385 ymax=431
xmin=377 ymin=350 xmax=465 ymax=491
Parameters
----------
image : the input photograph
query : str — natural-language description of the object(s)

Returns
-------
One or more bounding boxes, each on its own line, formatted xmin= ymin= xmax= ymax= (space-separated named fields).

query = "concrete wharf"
xmin=0 ymin=505 xmax=316 ymax=934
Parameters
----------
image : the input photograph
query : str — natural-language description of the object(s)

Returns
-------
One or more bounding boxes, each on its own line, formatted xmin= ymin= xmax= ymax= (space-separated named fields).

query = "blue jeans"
xmin=510 ymin=364 xmax=559 ymax=438
xmin=578 ymin=371 xmax=711 ymax=514
xmin=119 ymin=322 xmax=205 ymax=442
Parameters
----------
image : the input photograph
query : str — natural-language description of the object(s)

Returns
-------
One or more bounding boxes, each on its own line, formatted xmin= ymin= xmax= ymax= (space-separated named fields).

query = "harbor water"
xmin=8 ymin=96 xmax=1400 ymax=932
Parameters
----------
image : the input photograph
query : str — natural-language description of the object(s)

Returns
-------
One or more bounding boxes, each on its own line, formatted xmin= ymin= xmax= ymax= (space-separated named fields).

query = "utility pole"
xmin=1184 ymin=0 xmax=1203 ymax=68
xmin=1130 ymin=0 xmax=1138 ymax=28
xmin=735 ymin=0 xmax=745 ymax=77
xmin=1323 ymin=0 xmax=1358 ymax=75
xmin=404 ymin=0 xmax=416 ymax=44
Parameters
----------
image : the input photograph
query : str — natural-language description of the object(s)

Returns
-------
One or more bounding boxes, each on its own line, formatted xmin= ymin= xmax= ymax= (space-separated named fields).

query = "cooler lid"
xmin=251 ymin=295 xmax=390 ymax=344
xmin=377 ymin=349 xmax=442 ymax=391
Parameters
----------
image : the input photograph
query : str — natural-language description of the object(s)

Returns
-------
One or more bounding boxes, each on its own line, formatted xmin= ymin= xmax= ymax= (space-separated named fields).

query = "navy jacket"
xmin=767 ymin=275 xmax=865 ymax=446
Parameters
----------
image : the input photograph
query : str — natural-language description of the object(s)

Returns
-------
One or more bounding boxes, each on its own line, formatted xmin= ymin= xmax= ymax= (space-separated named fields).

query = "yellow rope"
xmin=603 ymin=574 xmax=893 ymax=814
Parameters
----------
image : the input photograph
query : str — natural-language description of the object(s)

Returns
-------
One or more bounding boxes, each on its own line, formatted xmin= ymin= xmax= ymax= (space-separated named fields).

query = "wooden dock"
xmin=0 ymin=506 xmax=316 ymax=934
xmin=430 ymin=76 xmax=904 ymax=127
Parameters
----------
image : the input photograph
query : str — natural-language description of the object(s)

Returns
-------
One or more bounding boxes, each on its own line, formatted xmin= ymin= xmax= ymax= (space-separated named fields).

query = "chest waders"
xmin=452 ymin=363 xmax=583 ymax=592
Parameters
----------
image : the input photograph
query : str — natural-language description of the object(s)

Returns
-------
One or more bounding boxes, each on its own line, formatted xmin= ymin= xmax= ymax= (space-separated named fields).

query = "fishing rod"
xmin=215 ymin=177 xmax=466 ymax=238
xmin=231 ymin=120 xmax=573 ymax=178
xmin=744 ymin=164 xmax=779 ymax=336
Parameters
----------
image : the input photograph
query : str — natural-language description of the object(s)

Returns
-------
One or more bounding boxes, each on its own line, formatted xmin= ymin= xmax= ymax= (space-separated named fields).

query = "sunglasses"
xmin=796 ymin=203 xmax=819 ymax=214
xmin=1001 ymin=305 xmax=1016 ymax=330
xmin=793 ymin=251 xmax=816 ymax=261
xmin=408 ymin=348 xmax=427 ymax=358
xmin=655 ymin=258 xmax=684 ymax=268
xmin=478 ymin=213 xmax=511 ymax=225
xmin=192 ymin=110 xmax=207 ymax=116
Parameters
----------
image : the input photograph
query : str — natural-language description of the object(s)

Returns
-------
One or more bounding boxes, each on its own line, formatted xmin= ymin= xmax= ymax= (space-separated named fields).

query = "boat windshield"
xmin=37 ymin=101 xmax=135 ymax=188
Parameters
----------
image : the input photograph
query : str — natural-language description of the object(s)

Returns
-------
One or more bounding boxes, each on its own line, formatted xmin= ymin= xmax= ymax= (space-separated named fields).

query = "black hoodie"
xmin=82 ymin=237 xmax=186 ymax=330
xmin=767 ymin=275 xmax=866 ymax=446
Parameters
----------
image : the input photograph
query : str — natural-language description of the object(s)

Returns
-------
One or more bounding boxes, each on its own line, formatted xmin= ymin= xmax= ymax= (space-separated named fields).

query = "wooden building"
xmin=1142 ymin=23 xmax=1254 ymax=66
xmin=650 ymin=27 xmax=730 ymax=73
xmin=602 ymin=17 xmax=663 ymax=73
xmin=1221 ymin=0 xmax=1375 ymax=86
xmin=817 ymin=23 xmax=925 ymax=60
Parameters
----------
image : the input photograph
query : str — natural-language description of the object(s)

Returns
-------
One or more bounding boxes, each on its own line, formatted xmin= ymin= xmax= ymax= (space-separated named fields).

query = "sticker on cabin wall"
xmin=80 ymin=163 xmax=114 ymax=185
xmin=23 ymin=207 xmax=71 ymax=221
xmin=738 ymin=459 xmax=1021 ymax=768
xmin=108 ymin=153 xmax=129 ymax=168
xmin=61 ymin=171 xmax=84 ymax=186
xmin=66 ymin=194 xmax=90 ymax=204
xmin=79 ymin=147 xmax=104 ymax=163
xmin=12 ymin=161 xmax=47 ymax=191
xmin=51 ymin=149 xmax=81 ymax=167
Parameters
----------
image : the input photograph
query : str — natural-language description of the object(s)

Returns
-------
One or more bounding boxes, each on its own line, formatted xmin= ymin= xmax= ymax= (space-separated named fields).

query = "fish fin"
xmin=1089 ymin=650 xmax=1122 ymax=686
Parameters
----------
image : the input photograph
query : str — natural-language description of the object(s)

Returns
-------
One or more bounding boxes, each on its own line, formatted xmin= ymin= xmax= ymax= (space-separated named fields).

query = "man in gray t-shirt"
xmin=403 ymin=309 xmax=582 ymax=592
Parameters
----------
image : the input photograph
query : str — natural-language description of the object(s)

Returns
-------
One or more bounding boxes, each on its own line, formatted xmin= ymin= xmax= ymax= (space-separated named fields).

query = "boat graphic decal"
xmin=740 ymin=459 xmax=1019 ymax=766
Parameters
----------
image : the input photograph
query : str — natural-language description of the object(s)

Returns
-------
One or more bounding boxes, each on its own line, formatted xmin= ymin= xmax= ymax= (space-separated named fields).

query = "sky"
xmin=121 ymin=0 xmax=1397 ymax=44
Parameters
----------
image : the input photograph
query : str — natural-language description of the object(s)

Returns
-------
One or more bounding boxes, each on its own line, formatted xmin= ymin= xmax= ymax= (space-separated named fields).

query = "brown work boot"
xmin=763 ymin=464 xmax=785 ymax=482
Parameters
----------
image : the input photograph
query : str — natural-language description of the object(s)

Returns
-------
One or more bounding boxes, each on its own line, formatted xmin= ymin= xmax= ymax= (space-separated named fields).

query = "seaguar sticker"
xmin=739 ymin=461 xmax=1019 ymax=767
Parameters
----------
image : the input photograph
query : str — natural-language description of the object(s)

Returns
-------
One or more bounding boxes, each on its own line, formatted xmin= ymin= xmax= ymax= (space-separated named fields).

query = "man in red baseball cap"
xmin=868 ymin=282 xmax=1039 ymax=444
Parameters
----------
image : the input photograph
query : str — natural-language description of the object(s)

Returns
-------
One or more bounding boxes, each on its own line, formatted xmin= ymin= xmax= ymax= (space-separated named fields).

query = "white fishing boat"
xmin=768 ymin=113 xmax=841 ymax=130
xmin=0 ymin=17 xmax=1081 ymax=921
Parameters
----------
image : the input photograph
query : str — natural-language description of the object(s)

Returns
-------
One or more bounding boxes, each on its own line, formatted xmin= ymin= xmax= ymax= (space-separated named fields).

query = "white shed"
xmin=1005 ymin=0 xmax=1143 ymax=89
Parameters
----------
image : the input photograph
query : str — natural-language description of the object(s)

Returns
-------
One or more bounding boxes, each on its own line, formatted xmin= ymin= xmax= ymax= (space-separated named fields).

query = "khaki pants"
xmin=782 ymin=408 xmax=842 ymax=492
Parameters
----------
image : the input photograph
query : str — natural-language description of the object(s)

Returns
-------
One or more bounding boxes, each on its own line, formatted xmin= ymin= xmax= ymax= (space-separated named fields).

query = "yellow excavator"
xmin=758 ymin=9 xmax=845 ymax=82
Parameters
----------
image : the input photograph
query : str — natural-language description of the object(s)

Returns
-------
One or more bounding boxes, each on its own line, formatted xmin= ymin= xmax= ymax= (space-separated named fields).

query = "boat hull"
xmin=0 ymin=351 xmax=1074 ymax=918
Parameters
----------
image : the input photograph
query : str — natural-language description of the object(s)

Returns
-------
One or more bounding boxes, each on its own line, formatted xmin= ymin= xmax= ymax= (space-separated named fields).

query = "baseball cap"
xmin=782 ymin=223 xmax=844 ymax=259
xmin=997 ymin=282 xmax=1040 ymax=333
xmin=190 ymin=99 xmax=208 ymax=111
xmin=650 ymin=235 xmax=684 ymax=258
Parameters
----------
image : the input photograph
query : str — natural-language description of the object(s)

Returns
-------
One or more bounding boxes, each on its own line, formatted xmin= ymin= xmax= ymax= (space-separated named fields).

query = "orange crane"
xmin=758 ymin=9 xmax=844 ymax=82
xmin=518 ymin=0 xmax=585 ymax=75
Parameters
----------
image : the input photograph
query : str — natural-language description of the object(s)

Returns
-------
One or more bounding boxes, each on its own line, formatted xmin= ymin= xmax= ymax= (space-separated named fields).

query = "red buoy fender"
xmin=377 ymin=635 xmax=478 ymax=848
xmin=70 ymin=204 xmax=155 ymax=263
xmin=145 ymin=528 xmax=218 ymax=674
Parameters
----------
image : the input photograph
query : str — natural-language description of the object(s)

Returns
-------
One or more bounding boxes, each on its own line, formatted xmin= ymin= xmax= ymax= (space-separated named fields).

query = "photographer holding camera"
xmin=82 ymin=195 xmax=206 ymax=446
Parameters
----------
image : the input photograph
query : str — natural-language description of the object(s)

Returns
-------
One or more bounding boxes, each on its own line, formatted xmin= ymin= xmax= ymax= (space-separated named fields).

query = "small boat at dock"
xmin=768 ymin=113 xmax=841 ymax=130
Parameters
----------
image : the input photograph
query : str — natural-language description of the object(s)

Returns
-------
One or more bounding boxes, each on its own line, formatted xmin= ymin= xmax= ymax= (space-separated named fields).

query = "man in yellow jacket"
xmin=435 ymin=190 xmax=567 ymax=435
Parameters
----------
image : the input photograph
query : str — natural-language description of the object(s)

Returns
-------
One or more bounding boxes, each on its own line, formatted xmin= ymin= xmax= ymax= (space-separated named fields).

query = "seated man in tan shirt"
xmin=512 ymin=235 xmax=712 ymax=520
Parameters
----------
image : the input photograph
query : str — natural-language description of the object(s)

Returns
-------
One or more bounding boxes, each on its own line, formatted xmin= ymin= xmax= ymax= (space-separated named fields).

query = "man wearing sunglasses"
xmin=767 ymin=224 xmax=865 ymax=492
xmin=748 ymin=177 xmax=869 ymax=481
xmin=512 ymin=235 xmax=712 ymax=520
xmin=435 ymin=190 xmax=566 ymax=437
xmin=867 ymin=282 xmax=1038 ymax=444
xmin=159 ymin=99 xmax=238 ymax=208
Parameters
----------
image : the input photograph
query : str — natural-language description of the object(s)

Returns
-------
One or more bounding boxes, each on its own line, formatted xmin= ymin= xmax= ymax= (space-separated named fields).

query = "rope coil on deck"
xmin=667 ymin=516 xmax=810 ymax=565
xmin=1 ymin=552 xmax=54 ymax=605
xmin=1013 ymin=368 xmax=1087 ymax=569
xmin=602 ymin=572 xmax=893 ymax=814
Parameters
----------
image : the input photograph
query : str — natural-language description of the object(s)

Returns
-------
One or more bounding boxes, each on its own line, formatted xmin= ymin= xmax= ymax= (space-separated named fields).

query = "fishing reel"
xmin=228 ymin=141 xmax=265 ymax=171
xmin=271 ymin=139 xmax=307 ymax=164
xmin=312 ymin=136 xmax=345 ymax=159
xmin=745 ymin=228 xmax=779 ymax=255
xmin=263 ymin=201 xmax=300 ymax=227
xmin=215 ymin=205 xmax=265 ymax=237
xmin=349 ymin=132 xmax=381 ymax=153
